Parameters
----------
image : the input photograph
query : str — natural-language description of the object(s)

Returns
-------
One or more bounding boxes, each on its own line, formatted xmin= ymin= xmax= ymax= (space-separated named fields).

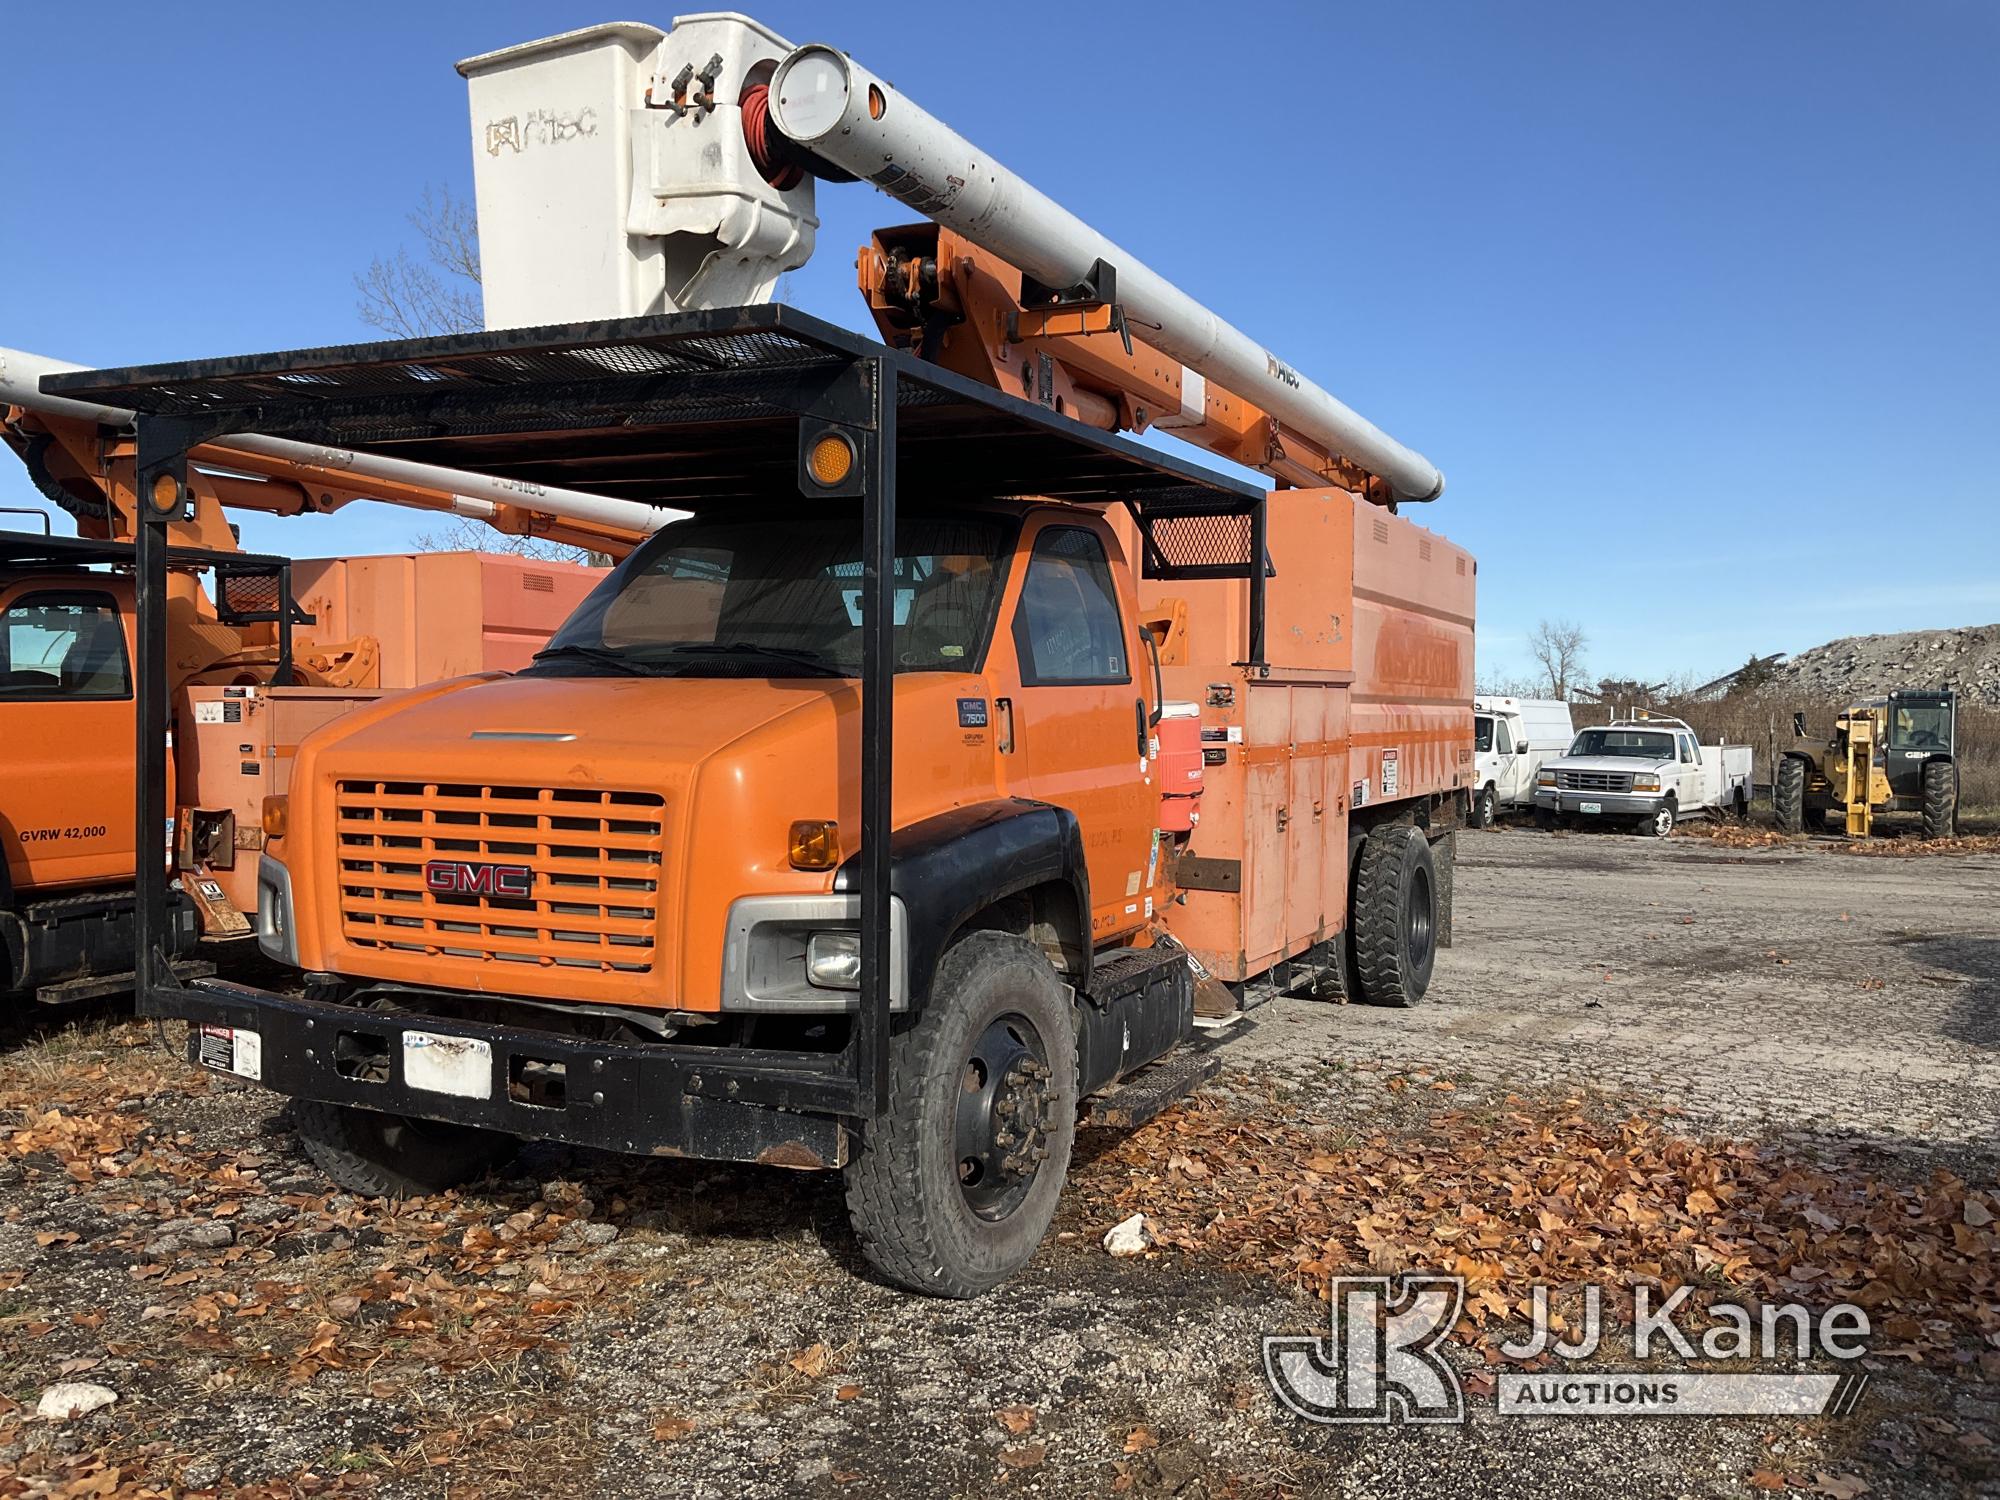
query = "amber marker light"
xmin=788 ymin=819 xmax=842 ymax=870
xmin=807 ymin=432 xmax=855 ymax=487
xmin=262 ymin=795 xmax=289 ymax=839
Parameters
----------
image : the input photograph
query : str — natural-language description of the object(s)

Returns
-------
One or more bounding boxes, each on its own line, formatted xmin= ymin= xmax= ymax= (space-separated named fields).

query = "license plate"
xmin=197 ymin=1024 xmax=262 ymax=1082
xmin=1579 ymin=801 xmax=1602 ymax=814
xmin=403 ymin=1032 xmax=493 ymax=1099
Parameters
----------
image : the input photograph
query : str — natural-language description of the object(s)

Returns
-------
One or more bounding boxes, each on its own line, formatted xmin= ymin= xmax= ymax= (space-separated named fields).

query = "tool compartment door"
xmin=1284 ymin=687 xmax=1326 ymax=955
xmin=0 ymin=585 xmax=137 ymax=891
xmin=1240 ymin=684 xmax=1291 ymax=970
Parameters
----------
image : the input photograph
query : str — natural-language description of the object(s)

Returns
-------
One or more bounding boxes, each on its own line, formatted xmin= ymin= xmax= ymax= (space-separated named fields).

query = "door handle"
xmin=1276 ymin=805 xmax=1290 ymax=832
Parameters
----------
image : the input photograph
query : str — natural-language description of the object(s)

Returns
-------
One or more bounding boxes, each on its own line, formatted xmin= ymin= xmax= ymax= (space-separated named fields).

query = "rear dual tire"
xmin=1351 ymin=825 xmax=1437 ymax=1008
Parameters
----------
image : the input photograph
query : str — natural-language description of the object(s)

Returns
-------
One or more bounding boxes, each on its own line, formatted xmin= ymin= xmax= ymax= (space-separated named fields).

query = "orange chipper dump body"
xmin=63 ymin=306 xmax=1470 ymax=1299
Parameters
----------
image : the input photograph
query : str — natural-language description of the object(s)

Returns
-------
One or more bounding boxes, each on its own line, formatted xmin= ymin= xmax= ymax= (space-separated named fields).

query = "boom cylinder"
xmin=0 ymin=346 xmax=675 ymax=538
xmin=769 ymin=46 xmax=1444 ymax=503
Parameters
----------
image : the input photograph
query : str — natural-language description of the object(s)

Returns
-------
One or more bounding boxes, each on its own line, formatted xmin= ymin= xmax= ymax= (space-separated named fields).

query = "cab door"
xmin=0 ymin=585 xmax=138 ymax=892
xmin=1675 ymin=733 xmax=1703 ymax=805
xmin=1473 ymin=713 xmax=1498 ymax=796
xmin=996 ymin=518 xmax=1156 ymax=946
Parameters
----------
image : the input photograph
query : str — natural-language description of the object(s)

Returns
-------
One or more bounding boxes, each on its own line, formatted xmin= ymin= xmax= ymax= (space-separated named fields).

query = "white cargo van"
xmin=1472 ymin=696 xmax=1576 ymax=827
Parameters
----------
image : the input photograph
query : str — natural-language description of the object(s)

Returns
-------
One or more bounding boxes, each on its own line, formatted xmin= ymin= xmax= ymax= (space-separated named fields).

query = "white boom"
xmin=457 ymin=12 xmax=1444 ymax=503
xmin=769 ymin=46 xmax=1443 ymax=504
xmin=0 ymin=346 xmax=676 ymax=538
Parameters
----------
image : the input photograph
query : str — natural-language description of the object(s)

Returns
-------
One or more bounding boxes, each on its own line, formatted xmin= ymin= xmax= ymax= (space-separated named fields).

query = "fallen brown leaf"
xmin=789 ymin=1342 xmax=832 ymax=1379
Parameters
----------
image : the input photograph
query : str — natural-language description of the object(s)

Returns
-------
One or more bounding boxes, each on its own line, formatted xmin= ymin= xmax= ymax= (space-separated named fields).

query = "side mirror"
xmin=1516 ymin=741 xmax=1529 ymax=754
xmin=1792 ymin=712 xmax=1807 ymax=738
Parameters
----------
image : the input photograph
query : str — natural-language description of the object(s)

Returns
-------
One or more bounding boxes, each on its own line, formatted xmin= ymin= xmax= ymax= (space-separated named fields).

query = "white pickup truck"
xmin=1532 ymin=716 xmax=1753 ymax=837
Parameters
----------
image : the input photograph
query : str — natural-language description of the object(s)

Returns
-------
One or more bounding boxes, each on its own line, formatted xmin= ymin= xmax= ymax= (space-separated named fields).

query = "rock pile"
xmin=1771 ymin=624 xmax=2000 ymax=704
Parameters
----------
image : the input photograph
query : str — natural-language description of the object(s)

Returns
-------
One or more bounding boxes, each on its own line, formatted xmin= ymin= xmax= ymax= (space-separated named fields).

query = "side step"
xmin=1079 ymin=1022 xmax=1249 ymax=1130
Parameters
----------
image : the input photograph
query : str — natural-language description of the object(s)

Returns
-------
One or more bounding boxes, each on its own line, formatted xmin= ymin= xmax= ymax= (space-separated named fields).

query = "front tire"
xmin=1636 ymin=799 xmax=1676 ymax=838
xmin=843 ymin=931 xmax=1077 ymax=1298
xmin=1350 ymin=825 xmax=1437 ymax=1008
xmin=294 ymin=1100 xmax=514 ymax=1198
xmin=1922 ymin=759 xmax=1958 ymax=840
xmin=1775 ymin=757 xmax=1806 ymax=834
xmin=1474 ymin=784 xmax=1497 ymax=830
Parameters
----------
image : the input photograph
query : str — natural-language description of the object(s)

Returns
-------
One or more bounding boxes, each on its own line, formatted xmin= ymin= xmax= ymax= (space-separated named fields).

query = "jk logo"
xmin=1264 ymin=1275 xmax=1466 ymax=1424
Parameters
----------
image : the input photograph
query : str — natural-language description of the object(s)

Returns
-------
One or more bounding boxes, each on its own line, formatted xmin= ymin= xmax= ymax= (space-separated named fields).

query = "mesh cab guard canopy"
xmin=42 ymin=305 xmax=1262 ymax=520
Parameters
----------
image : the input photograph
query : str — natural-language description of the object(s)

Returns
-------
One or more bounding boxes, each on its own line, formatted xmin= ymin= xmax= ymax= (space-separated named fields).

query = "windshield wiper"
xmin=528 ymin=643 xmax=650 ymax=677
xmin=658 ymin=642 xmax=849 ymax=678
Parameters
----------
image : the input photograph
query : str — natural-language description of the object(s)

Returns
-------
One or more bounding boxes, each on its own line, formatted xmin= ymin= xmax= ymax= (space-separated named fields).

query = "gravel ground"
xmin=2 ymin=824 xmax=1995 ymax=1499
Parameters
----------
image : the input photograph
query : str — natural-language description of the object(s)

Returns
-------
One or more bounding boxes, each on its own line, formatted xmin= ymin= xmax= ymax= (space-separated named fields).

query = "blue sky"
xmin=3 ymin=1 xmax=1994 ymax=686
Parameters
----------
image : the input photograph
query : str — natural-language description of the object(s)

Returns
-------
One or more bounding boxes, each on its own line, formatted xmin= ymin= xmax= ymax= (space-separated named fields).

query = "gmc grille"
xmin=1557 ymin=769 xmax=1633 ymax=793
xmin=334 ymin=781 xmax=664 ymax=972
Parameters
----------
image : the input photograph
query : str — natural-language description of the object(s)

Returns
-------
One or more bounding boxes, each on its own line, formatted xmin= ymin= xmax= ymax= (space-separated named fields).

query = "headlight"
xmin=1632 ymin=774 xmax=1661 ymax=792
xmin=805 ymin=931 xmax=861 ymax=989
xmin=1536 ymin=770 xmax=1556 ymax=787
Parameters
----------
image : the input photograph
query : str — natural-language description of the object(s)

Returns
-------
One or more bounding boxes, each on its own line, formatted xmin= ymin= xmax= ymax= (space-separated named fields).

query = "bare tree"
xmin=410 ymin=516 xmax=599 ymax=563
xmin=355 ymin=184 xmax=483 ymax=338
xmin=1475 ymin=670 xmax=1541 ymax=698
xmin=358 ymin=189 xmax=606 ymax=566
xmin=1528 ymin=619 xmax=1588 ymax=700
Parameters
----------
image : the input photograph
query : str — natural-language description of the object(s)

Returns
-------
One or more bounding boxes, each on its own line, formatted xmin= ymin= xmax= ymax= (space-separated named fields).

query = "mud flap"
xmin=1430 ymin=830 xmax=1455 ymax=949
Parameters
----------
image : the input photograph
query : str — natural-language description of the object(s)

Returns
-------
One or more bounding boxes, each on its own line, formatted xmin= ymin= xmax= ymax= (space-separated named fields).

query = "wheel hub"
xmin=954 ymin=1014 xmax=1057 ymax=1220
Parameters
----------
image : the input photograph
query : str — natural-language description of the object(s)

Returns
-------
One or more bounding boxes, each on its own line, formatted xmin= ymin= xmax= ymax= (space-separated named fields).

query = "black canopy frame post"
xmin=133 ymin=412 xmax=234 ymax=1008
xmin=856 ymin=359 xmax=896 ymax=1116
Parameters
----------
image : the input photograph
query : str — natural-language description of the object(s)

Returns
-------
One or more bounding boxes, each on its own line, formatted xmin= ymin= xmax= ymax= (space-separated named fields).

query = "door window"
xmin=1011 ymin=527 xmax=1130 ymax=685
xmin=0 ymin=593 xmax=130 ymax=700
xmin=1494 ymin=719 xmax=1514 ymax=755
xmin=1679 ymin=736 xmax=1698 ymax=764
xmin=1473 ymin=715 xmax=1493 ymax=753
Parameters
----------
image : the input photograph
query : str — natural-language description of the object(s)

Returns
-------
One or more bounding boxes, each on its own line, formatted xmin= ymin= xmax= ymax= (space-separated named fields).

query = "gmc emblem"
xmin=424 ymin=860 xmax=533 ymax=899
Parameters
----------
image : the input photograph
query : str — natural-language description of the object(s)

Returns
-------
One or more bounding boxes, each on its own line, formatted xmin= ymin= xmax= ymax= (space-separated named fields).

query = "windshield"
xmin=1568 ymin=729 xmax=1676 ymax=760
xmin=526 ymin=513 xmax=1011 ymax=679
xmin=1889 ymin=704 xmax=1951 ymax=750
xmin=1473 ymin=715 xmax=1493 ymax=753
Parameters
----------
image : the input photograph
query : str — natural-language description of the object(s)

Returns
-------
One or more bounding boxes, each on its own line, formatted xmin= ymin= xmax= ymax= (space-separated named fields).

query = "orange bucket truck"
xmin=51 ymin=15 xmax=1471 ymax=1295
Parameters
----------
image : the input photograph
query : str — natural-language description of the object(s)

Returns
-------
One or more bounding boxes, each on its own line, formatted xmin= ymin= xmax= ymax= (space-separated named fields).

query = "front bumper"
xmin=1533 ymin=788 xmax=1664 ymax=818
xmin=155 ymin=975 xmax=853 ymax=1167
